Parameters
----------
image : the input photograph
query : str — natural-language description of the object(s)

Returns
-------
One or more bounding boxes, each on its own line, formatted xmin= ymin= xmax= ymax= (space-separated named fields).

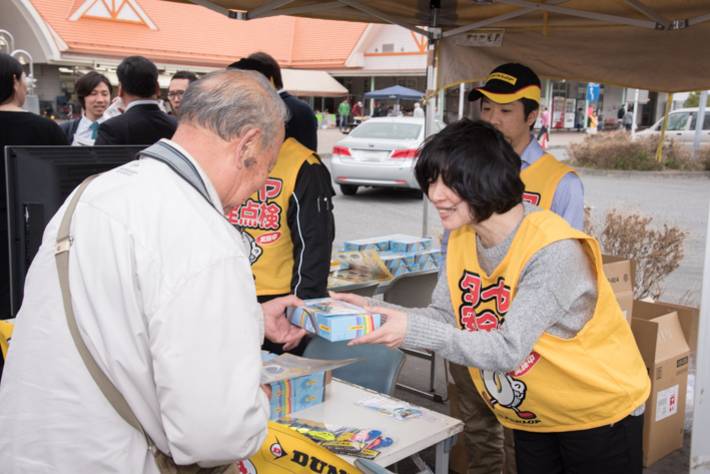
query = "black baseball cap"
xmin=468 ymin=63 xmax=541 ymax=105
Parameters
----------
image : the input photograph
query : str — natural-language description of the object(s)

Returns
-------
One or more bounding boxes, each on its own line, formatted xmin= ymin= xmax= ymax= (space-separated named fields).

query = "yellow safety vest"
xmin=228 ymin=138 xmax=322 ymax=296
xmin=520 ymin=153 xmax=578 ymax=211
xmin=447 ymin=210 xmax=650 ymax=432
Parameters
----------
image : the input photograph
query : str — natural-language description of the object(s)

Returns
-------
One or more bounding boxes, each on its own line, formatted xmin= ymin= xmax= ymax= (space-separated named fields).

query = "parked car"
xmin=330 ymin=116 xmax=446 ymax=196
xmin=637 ymin=107 xmax=710 ymax=146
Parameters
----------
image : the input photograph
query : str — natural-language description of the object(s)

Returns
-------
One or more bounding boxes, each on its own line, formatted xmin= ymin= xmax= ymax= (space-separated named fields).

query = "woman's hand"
xmin=349 ymin=306 xmax=408 ymax=350
xmin=328 ymin=290 xmax=368 ymax=309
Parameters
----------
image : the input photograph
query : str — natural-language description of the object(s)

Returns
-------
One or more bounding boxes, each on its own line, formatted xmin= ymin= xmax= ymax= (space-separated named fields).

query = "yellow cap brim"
xmin=478 ymin=85 xmax=541 ymax=105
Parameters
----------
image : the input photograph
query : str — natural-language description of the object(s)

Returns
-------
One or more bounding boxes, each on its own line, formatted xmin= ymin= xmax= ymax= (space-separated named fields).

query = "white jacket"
xmin=0 ymin=140 xmax=269 ymax=472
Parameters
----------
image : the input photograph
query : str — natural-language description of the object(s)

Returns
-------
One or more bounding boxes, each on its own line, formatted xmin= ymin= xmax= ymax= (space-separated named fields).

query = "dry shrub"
xmin=585 ymin=207 xmax=687 ymax=300
xmin=568 ymin=133 xmax=704 ymax=171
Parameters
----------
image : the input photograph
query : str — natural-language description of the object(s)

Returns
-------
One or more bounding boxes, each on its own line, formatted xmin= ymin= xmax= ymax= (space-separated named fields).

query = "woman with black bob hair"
xmin=334 ymin=118 xmax=650 ymax=474
xmin=0 ymin=53 xmax=67 ymax=319
xmin=414 ymin=118 xmax=524 ymax=224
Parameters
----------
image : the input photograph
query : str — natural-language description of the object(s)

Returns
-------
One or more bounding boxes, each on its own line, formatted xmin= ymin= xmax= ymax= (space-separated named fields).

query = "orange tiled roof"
xmin=31 ymin=0 xmax=368 ymax=69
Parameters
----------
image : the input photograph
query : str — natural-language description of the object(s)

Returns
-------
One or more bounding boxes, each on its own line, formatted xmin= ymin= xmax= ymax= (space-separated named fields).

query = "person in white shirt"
xmin=59 ymin=71 xmax=111 ymax=145
xmin=0 ymin=69 xmax=306 ymax=473
xmin=413 ymin=102 xmax=425 ymax=117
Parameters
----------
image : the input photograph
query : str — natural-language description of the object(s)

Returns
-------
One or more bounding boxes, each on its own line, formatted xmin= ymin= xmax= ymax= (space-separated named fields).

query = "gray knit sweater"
xmin=369 ymin=204 xmax=598 ymax=373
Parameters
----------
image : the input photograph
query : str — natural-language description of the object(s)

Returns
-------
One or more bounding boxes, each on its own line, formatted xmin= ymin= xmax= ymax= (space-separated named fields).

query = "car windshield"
xmin=350 ymin=122 xmax=422 ymax=140
xmin=666 ymin=112 xmax=690 ymax=131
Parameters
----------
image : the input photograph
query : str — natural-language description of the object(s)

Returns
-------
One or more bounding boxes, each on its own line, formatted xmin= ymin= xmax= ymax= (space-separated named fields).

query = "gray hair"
xmin=177 ymin=69 xmax=288 ymax=146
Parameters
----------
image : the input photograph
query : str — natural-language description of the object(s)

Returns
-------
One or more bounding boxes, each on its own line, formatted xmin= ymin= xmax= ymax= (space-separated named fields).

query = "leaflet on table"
xmin=276 ymin=417 xmax=395 ymax=460
xmin=355 ymin=395 xmax=424 ymax=421
xmin=330 ymin=250 xmax=393 ymax=284
xmin=261 ymin=353 xmax=364 ymax=385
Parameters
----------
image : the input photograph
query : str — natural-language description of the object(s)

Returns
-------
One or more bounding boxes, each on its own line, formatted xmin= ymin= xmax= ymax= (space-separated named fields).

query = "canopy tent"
xmin=364 ymin=85 xmax=425 ymax=101
xmin=165 ymin=1 xmax=710 ymax=471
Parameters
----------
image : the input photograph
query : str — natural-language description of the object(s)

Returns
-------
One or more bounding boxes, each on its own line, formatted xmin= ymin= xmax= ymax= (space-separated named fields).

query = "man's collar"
xmin=125 ymin=99 xmax=158 ymax=111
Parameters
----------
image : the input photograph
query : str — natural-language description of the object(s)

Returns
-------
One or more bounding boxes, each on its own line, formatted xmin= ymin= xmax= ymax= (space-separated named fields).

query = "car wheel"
xmin=340 ymin=184 xmax=359 ymax=196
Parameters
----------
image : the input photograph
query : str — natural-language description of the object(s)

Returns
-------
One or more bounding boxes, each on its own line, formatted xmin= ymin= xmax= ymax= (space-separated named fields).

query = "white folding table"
xmin=288 ymin=379 xmax=463 ymax=473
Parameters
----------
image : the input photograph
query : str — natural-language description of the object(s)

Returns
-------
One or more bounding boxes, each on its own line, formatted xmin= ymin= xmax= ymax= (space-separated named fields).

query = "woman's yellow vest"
xmin=520 ymin=153 xmax=578 ymax=210
xmin=447 ymin=210 xmax=650 ymax=432
xmin=227 ymin=138 xmax=321 ymax=296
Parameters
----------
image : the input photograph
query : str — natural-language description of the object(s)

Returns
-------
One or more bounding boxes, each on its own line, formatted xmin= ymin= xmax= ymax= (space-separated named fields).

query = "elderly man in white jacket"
xmin=0 ymin=69 xmax=307 ymax=472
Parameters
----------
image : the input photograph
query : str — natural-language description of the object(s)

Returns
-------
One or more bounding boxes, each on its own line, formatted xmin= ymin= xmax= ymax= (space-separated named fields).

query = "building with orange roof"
xmin=1 ymin=0 xmax=429 ymax=117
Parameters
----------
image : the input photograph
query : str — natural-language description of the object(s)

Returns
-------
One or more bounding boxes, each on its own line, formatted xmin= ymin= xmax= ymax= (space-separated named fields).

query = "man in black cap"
xmin=444 ymin=63 xmax=584 ymax=474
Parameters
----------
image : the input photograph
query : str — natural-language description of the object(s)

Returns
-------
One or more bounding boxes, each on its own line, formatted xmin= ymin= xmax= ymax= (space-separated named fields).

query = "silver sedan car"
xmin=330 ymin=116 xmax=446 ymax=195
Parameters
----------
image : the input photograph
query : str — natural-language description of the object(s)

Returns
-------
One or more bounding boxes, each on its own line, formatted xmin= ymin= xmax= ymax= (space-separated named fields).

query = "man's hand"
xmin=261 ymin=295 xmax=308 ymax=351
xmin=349 ymin=306 xmax=408 ymax=350
xmin=260 ymin=383 xmax=272 ymax=400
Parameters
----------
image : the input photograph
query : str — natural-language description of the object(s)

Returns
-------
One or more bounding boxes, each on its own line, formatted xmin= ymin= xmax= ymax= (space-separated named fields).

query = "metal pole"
xmin=11 ymin=49 xmax=34 ymax=95
xmin=692 ymin=91 xmax=708 ymax=161
xmin=631 ymin=88 xmax=640 ymax=141
xmin=459 ymin=83 xmax=465 ymax=120
xmin=422 ymin=28 xmax=441 ymax=238
xmin=690 ymin=196 xmax=710 ymax=473
xmin=0 ymin=29 xmax=15 ymax=53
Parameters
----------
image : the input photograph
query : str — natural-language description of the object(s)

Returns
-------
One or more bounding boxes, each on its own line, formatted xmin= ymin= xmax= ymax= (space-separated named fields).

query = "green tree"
xmin=684 ymin=91 xmax=710 ymax=108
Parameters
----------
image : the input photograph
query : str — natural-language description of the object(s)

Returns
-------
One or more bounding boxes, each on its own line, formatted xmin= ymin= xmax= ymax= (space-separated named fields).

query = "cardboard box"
xmin=287 ymin=297 xmax=381 ymax=342
xmin=414 ymin=249 xmax=441 ymax=271
xmin=343 ymin=236 xmax=393 ymax=252
xmin=379 ymin=251 xmax=417 ymax=276
xmin=602 ymin=255 xmax=636 ymax=324
xmin=389 ymin=234 xmax=432 ymax=253
xmin=631 ymin=300 xmax=692 ymax=467
xmin=270 ymin=371 xmax=326 ymax=398
xmin=269 ymin=385 xmax=325 ymax=420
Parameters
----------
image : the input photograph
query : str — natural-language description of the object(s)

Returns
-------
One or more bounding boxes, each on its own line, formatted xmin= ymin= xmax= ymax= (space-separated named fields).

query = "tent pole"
xmin=691 ymin=90 xmax=707 ymax=160
xmin=631 ymin=88 xmax=639 ymax=141
xmin=690 ymin=196 xmax=710 ymax=473
xmin=422 ymin=28 xmax=441 ymax=238
xmin=459 ymin=83 xmax=465 ymax=120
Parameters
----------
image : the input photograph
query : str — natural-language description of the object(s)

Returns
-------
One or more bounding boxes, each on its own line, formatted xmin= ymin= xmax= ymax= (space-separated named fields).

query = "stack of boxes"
xmin=261 ymin=353 xmax=330 ymax=420
xmin=601 ymin=255 xmax=698 ymax=468
xmin=342 ymin=234 xmax=441 ymax=276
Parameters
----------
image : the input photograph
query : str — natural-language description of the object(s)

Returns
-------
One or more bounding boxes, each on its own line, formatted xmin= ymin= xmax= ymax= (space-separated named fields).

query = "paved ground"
xmin=316 ymin=126 xmax=702 ymax=473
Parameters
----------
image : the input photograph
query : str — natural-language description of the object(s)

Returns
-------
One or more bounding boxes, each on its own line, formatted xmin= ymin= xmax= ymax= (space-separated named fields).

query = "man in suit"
xmin=60 ymin=71 xmax=112 ymax=145
xmin=95 ymin=56 xmax=177 ymax=145
xmin=242 ymin=52 xmax=318 ymax=152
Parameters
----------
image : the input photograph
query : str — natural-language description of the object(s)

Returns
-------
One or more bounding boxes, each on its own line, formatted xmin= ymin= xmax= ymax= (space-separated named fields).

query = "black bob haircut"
xmin=0 ymin=53 xmax=23 ymax=105
xmin=116 ymin=55 xmax=158 ymax=98
xmin=75 ymin=71 xmax=112 ymax=109
xmin=414 ymin=118 xmax=525 ymax=224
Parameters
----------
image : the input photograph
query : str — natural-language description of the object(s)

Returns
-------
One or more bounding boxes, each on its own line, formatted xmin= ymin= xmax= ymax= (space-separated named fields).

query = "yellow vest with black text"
xmin=447 ymin=210 xmax=650 ymax=432
xmin=228 ymin=138 xmax=321 ymax=296
xmin=520 ymin=154 xmax=578 ymax=210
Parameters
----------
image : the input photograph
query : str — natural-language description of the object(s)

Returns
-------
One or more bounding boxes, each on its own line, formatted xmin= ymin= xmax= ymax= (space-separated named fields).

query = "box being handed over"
xmin=287 ymin=297 xmax=381 ymax=342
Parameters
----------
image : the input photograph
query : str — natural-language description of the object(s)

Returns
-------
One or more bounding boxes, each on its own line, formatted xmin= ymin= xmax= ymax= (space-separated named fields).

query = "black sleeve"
xmin=287 ymin=159 xmax=335 ymax=299
xmin=47 ymin=120 xmax=70 ymax=145
xmin=94 ymin=118 xmax=123 ymax=145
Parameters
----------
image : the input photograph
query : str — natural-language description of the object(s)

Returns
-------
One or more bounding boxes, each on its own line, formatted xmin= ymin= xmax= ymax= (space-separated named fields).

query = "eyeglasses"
xmin=167 ymin=90 xmax=185 ymax=100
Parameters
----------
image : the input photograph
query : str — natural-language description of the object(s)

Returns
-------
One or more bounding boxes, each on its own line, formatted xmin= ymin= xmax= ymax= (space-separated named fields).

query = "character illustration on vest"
xmin=242 ymin=231 xmax=263 ymax=265
xmin=480 ymin=369 xmax=536 ymax=420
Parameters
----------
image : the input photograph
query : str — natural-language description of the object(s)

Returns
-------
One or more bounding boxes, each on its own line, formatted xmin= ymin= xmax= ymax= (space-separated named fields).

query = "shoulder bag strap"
xmin=54 ymin=174 xmax=154 ymax=451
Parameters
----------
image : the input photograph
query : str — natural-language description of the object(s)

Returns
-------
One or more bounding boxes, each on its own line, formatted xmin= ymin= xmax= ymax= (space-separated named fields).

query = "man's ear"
xmin=527 ymin=107 xmax=540 ymax=127
xmin=234 ymin=128 xmax=261 ymax=169
xmin=155 ymin=82 xmax=160 ymax=98
xmin=118 ymin=83 xmax=125 ymax=99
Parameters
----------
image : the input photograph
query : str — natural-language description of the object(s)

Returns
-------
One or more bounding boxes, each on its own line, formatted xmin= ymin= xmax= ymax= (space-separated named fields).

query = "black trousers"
xmin=514 ymin=413 xmax=644 ymax=474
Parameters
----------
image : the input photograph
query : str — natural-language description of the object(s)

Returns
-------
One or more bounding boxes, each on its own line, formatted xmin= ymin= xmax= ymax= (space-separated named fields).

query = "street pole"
xmin=692 ymin=90 xmax=708 ymax=161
